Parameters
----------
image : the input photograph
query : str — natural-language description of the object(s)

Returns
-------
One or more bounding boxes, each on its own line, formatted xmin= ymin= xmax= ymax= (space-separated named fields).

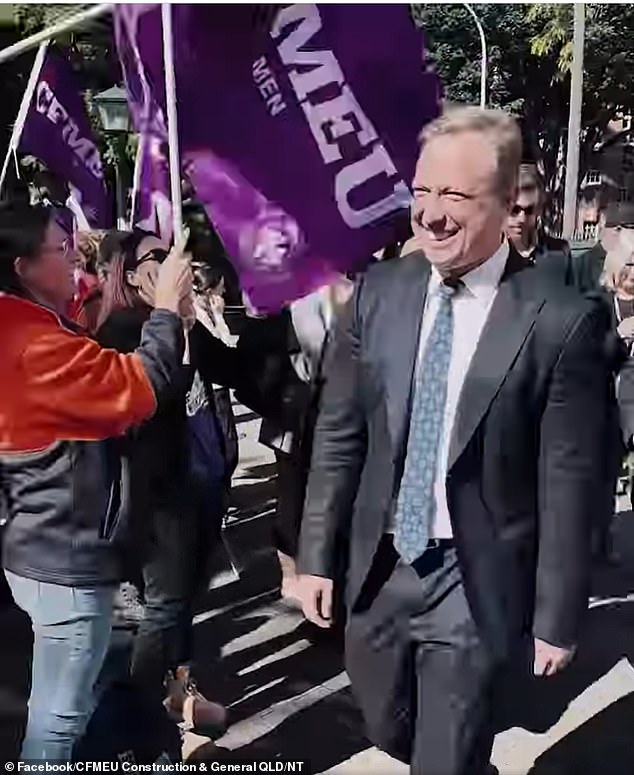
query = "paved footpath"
xmin=1 ymin=405 xmax=633 ymax=774
xmin=183 ymin=410 xmax=634 ymax=775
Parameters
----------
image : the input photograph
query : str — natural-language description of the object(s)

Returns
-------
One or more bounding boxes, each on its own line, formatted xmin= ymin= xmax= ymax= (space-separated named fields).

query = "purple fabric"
xmin=114 ymin=6 xmax=173 ymax=239
xmin=19 ymin=51 xmax=111 ymax=229
xmin=115 ymin=4 xmax=440 ymax=311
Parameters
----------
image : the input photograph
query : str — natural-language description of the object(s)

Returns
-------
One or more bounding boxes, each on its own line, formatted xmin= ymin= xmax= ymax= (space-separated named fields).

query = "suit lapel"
xmin=381 ymin=252 xmax=430 ymax=455
xmin=447 ymin=248 xmax=545 ymax=471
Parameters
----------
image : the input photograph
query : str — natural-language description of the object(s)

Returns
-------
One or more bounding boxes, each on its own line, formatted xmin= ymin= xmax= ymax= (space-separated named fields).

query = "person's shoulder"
xmin=0 ymin=293 xmax=63 ymax=346
xmin=541 ymin=233 xmax=571 ymax=255
xmin=579 ymin=241 xmax=607 ymax=266
xmin=362 ymin=250 xmax=428 ymax=288
xmin=538 ymin=282 xmax=612 ymax=337
xmin=97 ymin=307 xmax=148 ymax=352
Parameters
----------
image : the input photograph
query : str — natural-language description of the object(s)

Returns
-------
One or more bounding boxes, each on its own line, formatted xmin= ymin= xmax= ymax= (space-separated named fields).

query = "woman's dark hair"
xmin=97 ymin=230 xmax=130 ymax=275
xmin=96 ymin=228 xmax=158 ymax=329
xmin=119 ymin=228 xmax=157 ymax=272
xmin=0 ymin=201 xmax=52 ymax=295
xmin=193 ymin=262 xmax=224 ymax=295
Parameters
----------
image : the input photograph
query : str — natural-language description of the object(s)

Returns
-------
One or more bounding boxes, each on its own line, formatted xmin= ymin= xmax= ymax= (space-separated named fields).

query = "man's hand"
xmin=298 ymin=574 xmax=334 ymax=628
xmin=533 ymin=637 xmax=576 ymax=677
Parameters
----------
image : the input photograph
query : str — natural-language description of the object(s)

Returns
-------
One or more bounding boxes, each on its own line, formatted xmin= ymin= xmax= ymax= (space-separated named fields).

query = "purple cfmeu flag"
xmin=132 ymin=132 xmax=173 ymax=242
xmin=19 ymin=51 xmax=111 ymax=229
xmin=114 ymin=6 xmax=172 ymax=240
xmin=116 ymin=4 xmax=440 ymax=311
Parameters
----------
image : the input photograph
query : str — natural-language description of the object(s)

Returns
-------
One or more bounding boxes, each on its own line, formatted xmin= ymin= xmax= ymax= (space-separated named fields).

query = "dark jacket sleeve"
xmin=189 ymin=321 xmax=244 ymax=390
xmin=297 ymin=281 xmax=368 ymax=579
xmin=571 ymin=244 xmax=606 ymax=293
xmin=136 ymin=310 xmax=186 ymax=404
xmin=617 ymin=355 xmax=634 ymax=449
xmin=534 ymin=300 xmax=612 ymax=647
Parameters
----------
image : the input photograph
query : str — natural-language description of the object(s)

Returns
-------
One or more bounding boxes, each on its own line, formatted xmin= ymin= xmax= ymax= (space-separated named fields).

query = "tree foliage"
xmin=412 ymin=3 xmax=634 ymax=227
xmin=9 ymin=3 xmax=130 ymax=204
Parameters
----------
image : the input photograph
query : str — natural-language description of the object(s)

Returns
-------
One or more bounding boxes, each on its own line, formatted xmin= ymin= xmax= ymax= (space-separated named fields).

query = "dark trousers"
xmin=273 ymin=450 xmax=308 ymax=559
xmin=129 ymin=480 xmax=225 ymax=702
xmin=345 ymin=539 xmax=497 ymax=775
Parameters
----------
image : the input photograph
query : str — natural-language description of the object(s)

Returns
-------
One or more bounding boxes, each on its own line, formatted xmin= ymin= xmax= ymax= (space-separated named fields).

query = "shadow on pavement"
xmin=2 ymin=499 xmax=634 ymax=772
xmin=496 ymin=511 xmax=634 ymax=774
xmin=529 ymin=693 xmax=634 ymax=775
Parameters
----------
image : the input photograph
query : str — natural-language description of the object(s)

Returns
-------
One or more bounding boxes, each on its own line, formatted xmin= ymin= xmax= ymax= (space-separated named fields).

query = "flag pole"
xmin=161 ymin=3 xmax=183 ymax=240
xmin=562 ymin=3 xmax=585 ymax=240
xmin=0 ymin=40 xmax=49 ymax=196
xmin=0 ymin=5 xmax=112 ymax=66
xmin=129 ymin=131 xmax=145 ymax=228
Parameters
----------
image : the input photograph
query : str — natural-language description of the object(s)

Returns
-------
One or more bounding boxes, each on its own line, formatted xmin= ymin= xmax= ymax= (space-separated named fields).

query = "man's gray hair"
xmin=419 ymin=107 xmax=523 ymax=198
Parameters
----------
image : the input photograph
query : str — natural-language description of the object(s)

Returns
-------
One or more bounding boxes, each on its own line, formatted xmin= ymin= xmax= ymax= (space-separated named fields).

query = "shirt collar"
xmin=429 ymin=239 xmax=509 ymax=304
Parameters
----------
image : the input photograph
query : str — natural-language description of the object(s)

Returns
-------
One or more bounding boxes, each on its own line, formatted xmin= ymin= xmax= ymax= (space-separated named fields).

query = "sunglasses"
xmin=510 ymin=204 xmax=537 ymax=217
xmin=136 ymin=248 xmax=169 ymax=267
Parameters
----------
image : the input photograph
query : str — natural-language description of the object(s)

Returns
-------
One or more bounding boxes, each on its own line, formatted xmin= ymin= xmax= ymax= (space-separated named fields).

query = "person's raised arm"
xmin=16 ymin=240 xmax=193 ymax=446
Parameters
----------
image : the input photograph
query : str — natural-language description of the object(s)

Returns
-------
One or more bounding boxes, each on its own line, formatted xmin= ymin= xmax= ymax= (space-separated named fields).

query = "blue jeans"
xmin=5 ymin=571 xmax=115 ymax=762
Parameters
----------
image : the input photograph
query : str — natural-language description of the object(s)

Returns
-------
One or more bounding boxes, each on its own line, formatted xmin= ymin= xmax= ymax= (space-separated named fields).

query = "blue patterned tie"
xmin=394 ymin=281 xmax=457 ymax=563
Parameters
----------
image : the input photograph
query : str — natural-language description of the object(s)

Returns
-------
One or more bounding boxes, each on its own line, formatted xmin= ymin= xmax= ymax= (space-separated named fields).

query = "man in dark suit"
xmin=506 ymin=164 xmax=577 ymax=289
xmin=296 ymin=107 xmax=613 ymax=775
xmin=575 ymin=215 xmax=634 ymax=293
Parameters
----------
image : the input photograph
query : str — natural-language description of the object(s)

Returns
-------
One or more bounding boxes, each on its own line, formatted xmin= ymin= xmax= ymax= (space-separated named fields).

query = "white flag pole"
xmin=0 ymin=40 xmax=49 ymax=196
xmin=129 ymin=130 xmax=146 ymax=229
xmin=0 ymin=5 xmax=111 ymax=66
xmin=161 ymin=3 xmax=183 ymax=241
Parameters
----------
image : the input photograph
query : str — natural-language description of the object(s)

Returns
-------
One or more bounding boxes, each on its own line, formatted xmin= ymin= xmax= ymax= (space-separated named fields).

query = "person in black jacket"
xmin=575 ymin=216 xmax=634 ymax=293
xmin=505 ymin=165 xmax=577 ymax=287
xmin=96 ymin=229 xmax=241 ymax=736
xmin=597 ymin=231 xmax=634 ymax=524
xmin=0 ymin=201 xmax=192 ymax=761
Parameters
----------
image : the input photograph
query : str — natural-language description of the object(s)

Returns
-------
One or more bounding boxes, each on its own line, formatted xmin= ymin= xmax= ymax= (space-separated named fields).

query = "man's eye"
xmin=444 ymin=192 xmax=467 ymax=202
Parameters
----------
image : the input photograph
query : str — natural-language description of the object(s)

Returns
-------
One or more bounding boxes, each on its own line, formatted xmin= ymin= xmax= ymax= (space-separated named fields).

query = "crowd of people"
xmin=1 ymin=105 xmax=634 ymax=774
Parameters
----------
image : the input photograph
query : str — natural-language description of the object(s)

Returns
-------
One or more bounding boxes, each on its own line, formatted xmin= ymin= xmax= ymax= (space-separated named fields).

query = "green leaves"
xmin=410 ymin=3 xmax=634 ymax=226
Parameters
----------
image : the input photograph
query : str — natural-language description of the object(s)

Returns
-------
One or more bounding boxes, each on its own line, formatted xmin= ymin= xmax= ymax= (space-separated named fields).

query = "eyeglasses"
xmin=510 ymin=204 xmax=537 ymax=217
xmin=137 ymin=248 xmax=169 ymax=267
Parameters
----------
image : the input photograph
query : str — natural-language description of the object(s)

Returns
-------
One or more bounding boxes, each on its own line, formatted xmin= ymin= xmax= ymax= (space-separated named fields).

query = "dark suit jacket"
xmin=574 ymin=242 xmax=607 ymax=293
xmin=601 ymin=289 xmax=634 ymax=450
xmin=298 ymin=248 xmax=614 ymax=657
xmin=529 ymin=234 xmax=579 ymax=291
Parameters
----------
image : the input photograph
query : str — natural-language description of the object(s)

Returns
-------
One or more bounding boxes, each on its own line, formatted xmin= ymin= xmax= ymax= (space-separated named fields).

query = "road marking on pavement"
xmin=318 ymin=748 xmax=407 ymax=775
xmin=213 ymin=671 xmax=351 ymax=751
xmin=225 ymin=507 xmax=277 ymax=526
xmin=589 ymin=593 xmax=634 ymax=608
xmin=193 ymin=589 xmax=278 ymax=625
xmin=222 ymin=610 xmax=304 ymax=657
xmin=228 ymin=677 xmax=288 ymax=708
xmin=491 ymin=658 xmax=634 ymax=771
xmin=238 ymin=639 xmax=312 ymax=675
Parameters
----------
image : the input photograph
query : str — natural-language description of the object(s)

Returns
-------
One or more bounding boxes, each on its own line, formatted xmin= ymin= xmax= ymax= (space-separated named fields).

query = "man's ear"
xmin=126 ymin=269 xmax=140 ymax=288
xmin=13 ymin=256 xmax=29 ymax=283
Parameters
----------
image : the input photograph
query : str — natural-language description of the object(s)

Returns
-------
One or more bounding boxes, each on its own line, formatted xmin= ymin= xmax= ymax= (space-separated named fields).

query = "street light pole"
xmin=562 ymin=4 xmax=585 ymax=240
xmin=463 ymin=3 xmax=487 ymax=108
xmin=94 ymin=86 xmax=131 ymax=230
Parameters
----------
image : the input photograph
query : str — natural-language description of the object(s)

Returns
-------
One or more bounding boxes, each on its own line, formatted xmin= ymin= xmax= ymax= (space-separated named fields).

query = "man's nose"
xmin=419 ymin=192 xmax=446 ymax=229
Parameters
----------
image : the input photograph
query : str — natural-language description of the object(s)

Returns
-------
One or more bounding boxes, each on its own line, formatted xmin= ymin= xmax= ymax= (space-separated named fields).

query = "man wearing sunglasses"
xmin=575 ymin=210 xmax=634 ymax=293
xmin=506 ymin=165 xmax=574 ymax=285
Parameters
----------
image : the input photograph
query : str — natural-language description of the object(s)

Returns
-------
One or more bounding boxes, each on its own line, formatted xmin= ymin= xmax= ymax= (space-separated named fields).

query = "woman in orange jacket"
xmin=0 ymin=200 xmax=192 ymax=762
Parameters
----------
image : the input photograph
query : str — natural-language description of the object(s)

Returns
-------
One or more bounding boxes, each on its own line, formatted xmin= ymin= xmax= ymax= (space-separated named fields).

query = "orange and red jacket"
xmin=0 ymin=293 xmax=184 ymax=586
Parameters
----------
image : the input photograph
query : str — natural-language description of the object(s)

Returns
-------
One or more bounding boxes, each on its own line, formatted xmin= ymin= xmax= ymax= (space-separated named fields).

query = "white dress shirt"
xmin=412 ymin=241 xmax=509 ymax=538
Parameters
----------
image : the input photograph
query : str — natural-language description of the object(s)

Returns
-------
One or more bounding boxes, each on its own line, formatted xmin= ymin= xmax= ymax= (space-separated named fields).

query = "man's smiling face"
xmin=411 ymin=130 xmax=512 ymax=277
